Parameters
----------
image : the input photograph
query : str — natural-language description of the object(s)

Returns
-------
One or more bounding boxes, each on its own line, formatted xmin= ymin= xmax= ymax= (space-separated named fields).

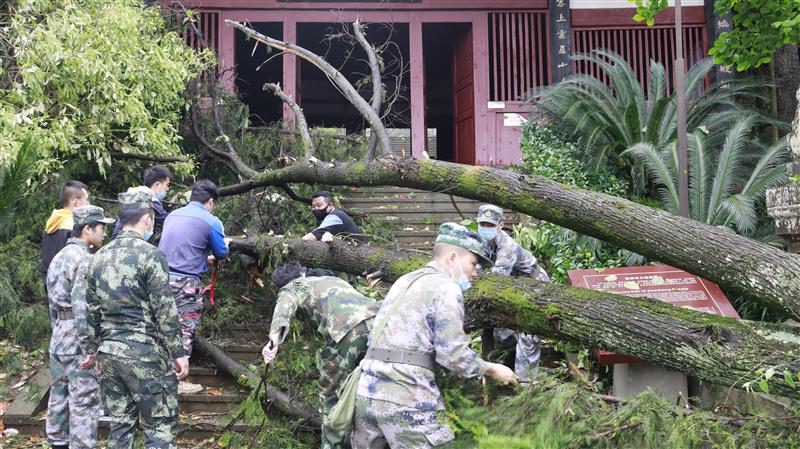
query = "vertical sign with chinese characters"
xmin=706 ymin=3 xmax=733 ymax=82
xmin=549 ymin=0 xmax=572 ymax=82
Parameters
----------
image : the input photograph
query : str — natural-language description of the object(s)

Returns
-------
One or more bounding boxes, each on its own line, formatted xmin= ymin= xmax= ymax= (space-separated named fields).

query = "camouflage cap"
xmin=118 ymin=189 xmax=154 ymax=211
xmin=73 ymin=205 xmax=115 ymax=226
xmin=435 ymin=222 xmax=493 ymax=266
xmin=476 ymin=204 xmax=504 ymax=225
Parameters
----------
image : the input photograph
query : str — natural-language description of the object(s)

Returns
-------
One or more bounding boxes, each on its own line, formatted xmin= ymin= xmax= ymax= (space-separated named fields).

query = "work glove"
xmin=262 ymin=330 xmax=282 ymax=364
xmin=321 ymin=232 xmax=334 ymax=243
xmin=485 ymin=362 xmax=519 ymax=386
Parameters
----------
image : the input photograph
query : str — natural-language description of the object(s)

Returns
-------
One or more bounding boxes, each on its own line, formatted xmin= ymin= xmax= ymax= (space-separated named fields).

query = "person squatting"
xmin=45 ymin=174 xmax=539 ymax=449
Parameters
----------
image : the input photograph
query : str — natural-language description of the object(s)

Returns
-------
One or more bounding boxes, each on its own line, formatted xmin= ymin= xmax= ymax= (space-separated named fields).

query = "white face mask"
xmin=449 ymin=255 xmax=472 ymax=292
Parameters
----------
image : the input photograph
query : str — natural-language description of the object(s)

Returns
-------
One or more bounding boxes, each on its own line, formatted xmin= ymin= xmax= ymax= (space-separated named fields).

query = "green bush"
xmin=0 ymin=236 xmax=49 ymax=348
xmin=519 ymin=123 xmax=628 ymax=197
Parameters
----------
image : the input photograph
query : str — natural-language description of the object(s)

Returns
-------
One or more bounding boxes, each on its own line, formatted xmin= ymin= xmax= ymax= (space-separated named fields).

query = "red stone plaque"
xmin=567 ymin=265 xmax=740 ymax=365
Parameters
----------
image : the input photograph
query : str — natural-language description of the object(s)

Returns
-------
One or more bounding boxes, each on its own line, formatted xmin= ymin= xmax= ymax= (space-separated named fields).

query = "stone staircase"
xmin=341 ymin=187 xmax=520 ymax=250
xmin=3 ymin=325 xmax=266 ymax=441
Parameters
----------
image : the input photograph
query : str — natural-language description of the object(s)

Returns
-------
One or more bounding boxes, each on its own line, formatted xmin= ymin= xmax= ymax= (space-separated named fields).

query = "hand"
xmin=262 ymin=339 xmax=279 ymax=364
xmin=207 ymin=255 xmax=217 ymax=266
xmin=321 ymin=232 xmax=334 ymax=243
xmin=174 ymin=356 xmax=190 ymax=380
xmin=79 ymin=354 xmax=96 ymax=370
xmin=485 ymin=362 xmax=518 ymax=386
xmin=224 ymin=237 xmax=232 ymax=246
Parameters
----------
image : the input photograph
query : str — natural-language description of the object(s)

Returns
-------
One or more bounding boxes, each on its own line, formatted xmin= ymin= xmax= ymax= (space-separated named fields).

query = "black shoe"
xmin=51 ymin=445 xmax=69 ymax=449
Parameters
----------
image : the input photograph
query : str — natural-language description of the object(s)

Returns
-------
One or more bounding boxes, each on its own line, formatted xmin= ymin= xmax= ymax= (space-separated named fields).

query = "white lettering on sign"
xmin=488 ymin=101 xmax=506 ymax=109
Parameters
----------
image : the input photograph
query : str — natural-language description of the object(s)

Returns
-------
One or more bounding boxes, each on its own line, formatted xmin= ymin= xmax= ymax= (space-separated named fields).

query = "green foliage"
xmin=0 ymin=236 xmax=49 ymax=348
xmin=623 ymin=116 xmax=789 ymax=240
xmin=519 ymin=123 xmax=628 ymax=197
xmin=536 ymin=50 xmax=765 ymax=195
xmin=631 ymin=0 xmax=800 ymax=71
xmin=448 ymin=369 xmax=800 ymax=448
xmin=0 ymin=0 xmax=209 ymax=180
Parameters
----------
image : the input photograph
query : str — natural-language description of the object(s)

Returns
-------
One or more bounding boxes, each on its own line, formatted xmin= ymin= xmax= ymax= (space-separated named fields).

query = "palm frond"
xmin=718 ymin=194 xmax=757 ymax=233
xmin=706 ymin=116 xmax=755 ymax=223
xmin=740 ymin=137 xmax=790 ymax=199
xmin=687 ymin=132 xmax=710 ymax=223
xmin=0 ymin=139 xmax=37 ymax=217
xmin=623 ymin=142 xmax=679 ymax=213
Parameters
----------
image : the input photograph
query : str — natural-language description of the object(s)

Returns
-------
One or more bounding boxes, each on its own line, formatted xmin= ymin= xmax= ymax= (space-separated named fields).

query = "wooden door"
xmin=453 ymin=27 xmax=475 ymax=165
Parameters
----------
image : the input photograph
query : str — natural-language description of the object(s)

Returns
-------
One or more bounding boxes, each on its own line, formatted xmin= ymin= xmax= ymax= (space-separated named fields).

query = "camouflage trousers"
xmin=97 ymin=353 xmax=179 ymax=449
xmin=46 ymin=353 xmax=102 ymax=449
xmin=319 ymin=320 xmax=371 ymax=449
xmin=351 ymin=396 xmax=454 ymax=449
xmin=169 ymin=275 xmax=203 ymax=357
xmin=493 ymin=328 xmax=540 ymax=382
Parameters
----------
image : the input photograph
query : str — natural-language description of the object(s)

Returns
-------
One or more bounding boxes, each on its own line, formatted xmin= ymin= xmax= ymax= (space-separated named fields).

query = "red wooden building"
xmin=178 ymin=0 xmax=723 ymax=166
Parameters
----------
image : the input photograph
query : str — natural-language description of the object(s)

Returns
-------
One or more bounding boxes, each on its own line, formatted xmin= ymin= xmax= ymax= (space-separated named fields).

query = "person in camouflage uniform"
xmin=352 ymin=223 xmax=518 ymax=449
xmin=45 ymin=205 xmax=114 ymax=449
xmin=86 ymin=190 xmax=189 ymax=449
xmin=262 ymin=262 xmax=379 ymax=449
xmin=477 ymin=204 xmax=551 ymax=382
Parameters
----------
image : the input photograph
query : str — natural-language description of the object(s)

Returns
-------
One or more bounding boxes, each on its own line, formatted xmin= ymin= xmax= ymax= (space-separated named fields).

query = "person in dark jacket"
xmin=41 ymin=180 xmax=90 ymax=284
xmin=110 ymin=165 xmax=172 ymax=240
xmin=302 ymin=191 xmax=365 ymax=244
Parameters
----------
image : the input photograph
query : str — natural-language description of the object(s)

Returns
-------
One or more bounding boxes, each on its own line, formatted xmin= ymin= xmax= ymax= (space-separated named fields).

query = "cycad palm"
xmin=536 ymin=49 xmax=766 ymax=194
xmin=623 ymin=116 xmax=789 ymax=239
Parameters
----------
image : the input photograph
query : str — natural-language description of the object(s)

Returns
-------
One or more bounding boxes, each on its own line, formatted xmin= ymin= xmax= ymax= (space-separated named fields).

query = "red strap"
xmin=209 ymin=269 xmax=218 ymax=306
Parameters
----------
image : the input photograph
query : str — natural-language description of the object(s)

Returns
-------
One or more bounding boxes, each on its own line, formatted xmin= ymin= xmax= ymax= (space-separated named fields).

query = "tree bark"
xmin=775 ymin=45 xmax=800 ymax=123
xmin=264 ymin=83 xmax=315 ymax=159
xmin=354 ymin=19 xmax=384 ymax=161
xmin=194 ymin=335 xmax=322 ymax=426
xmin=220 ymin=157 xmax=800 ymax=318
xmin=231 ymin=236 xmax=800 ymax=399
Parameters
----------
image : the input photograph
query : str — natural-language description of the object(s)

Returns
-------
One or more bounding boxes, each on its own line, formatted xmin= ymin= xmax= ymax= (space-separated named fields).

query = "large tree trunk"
xmin=775 ymin=45 xmax=800 ymax=123
xmin=221 ymin=158 xmax=800 ymax=318
xmin=231 ymin=237 xmax=800 ymax=400
xmin=194 ymin=335 xmax=322 ymax=426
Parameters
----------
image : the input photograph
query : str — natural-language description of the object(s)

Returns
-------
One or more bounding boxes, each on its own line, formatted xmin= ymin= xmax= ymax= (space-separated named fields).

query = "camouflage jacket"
xmin=357 ymin=262 xmax=488 ymax=411
xmin=46 ymin=238 xmax=93 ymax=355
xmin=485 ymin=229 xmax=549 ymax=280
xmin=86 ymin=230 xmax=185 ymax=362
xmin=271 ymin=276 xmax=378 ymax=345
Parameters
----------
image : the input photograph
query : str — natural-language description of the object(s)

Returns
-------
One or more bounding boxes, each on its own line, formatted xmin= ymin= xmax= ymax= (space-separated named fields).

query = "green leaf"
xmin=759 ymin=379 xmax=770 ymax=394
xmin=784 ymin=370 xmax=796 ymax=388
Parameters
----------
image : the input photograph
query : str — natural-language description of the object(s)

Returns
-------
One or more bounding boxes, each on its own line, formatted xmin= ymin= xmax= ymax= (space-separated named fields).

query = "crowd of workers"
xmin=41 ymin=166 xmax=549 ymax=449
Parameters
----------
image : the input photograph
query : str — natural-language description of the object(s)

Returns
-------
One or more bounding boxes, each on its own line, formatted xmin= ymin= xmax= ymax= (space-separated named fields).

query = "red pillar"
xmin=410 ymin=17 xmax=426 ymax=159
xmin=218 ymin=11 xmax=236 ymax=90
xmin=472 ymin=12 xmax=491 ymax=165
xmin=283 ymin=20 xmax=298 ymax=128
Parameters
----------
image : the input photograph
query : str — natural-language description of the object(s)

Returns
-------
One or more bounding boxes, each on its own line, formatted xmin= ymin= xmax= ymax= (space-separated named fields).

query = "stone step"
xmin=187 ymin=366 xmax=234 ymax=388
xmin=3 ymin=414 xmax=251 ymax=441
xmin=179 ymin=390 xmax=249 ymax=414
xmin=219 ymin=343 xmax=263 ymax=364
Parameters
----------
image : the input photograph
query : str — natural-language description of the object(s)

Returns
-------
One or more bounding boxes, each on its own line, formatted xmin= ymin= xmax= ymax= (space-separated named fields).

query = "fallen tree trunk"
xmin=232 ymin=236 xmax=800 ymax=399
xmin=194 ymin=335 xmax=322 ymax=426
xmin=219 ymin=158 xmax=800 ymax=318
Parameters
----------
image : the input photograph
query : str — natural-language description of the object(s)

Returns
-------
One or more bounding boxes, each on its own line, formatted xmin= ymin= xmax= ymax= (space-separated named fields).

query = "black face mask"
xmin=312 ymin=208 xmax=328 ymax=222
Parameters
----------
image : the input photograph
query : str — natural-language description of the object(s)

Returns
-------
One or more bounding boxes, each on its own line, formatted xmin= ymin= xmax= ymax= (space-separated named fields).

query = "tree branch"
xmin=353 ymin=19 xmax=384 ymax=160
xmin=109 ymin=152 xmax=189 ymax=163
xmin=230 ymin=235 xmax=800 ymax=400
xmin=217 ymin=157 xmax=800 ymax=317
xmin=264 ymin=82 xmax=315 ymax=159
xmin=227 ymin=20 xmax=393 ymax=158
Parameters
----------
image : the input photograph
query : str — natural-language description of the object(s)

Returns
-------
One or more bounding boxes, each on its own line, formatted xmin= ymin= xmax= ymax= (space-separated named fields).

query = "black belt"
xmin=56 ymin=309 xmax=74 ymax=320
xmin=364 ymin=347 xmax=435 ymax=370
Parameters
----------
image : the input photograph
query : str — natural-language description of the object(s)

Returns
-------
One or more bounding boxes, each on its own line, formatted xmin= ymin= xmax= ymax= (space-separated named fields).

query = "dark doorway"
xmin=423 ymin=23 xmax=471 ymax=162
xmin=297 ymin=22 xmax=410 ymax=132
xmin=235 ymin=23 xmax=283 ymax=125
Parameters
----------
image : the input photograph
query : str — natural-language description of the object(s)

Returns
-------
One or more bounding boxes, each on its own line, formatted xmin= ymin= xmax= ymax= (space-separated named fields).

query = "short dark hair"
xmin=271 ymin=262 xmax=306 ymax=288
xmin=72 ymin=221 xmax=103 ymax=236
xmin=119 ymin=208 xmax=154 ymax=227
xmin=143 ymin=165 xmax=172 ymax=188
xmin=189 ymin=179 xmax=219 ymax=204
xmin=311 ymin=191 xmax=333 ymax=205
xmin=59 ymin=180 xmax=88 ymax=208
